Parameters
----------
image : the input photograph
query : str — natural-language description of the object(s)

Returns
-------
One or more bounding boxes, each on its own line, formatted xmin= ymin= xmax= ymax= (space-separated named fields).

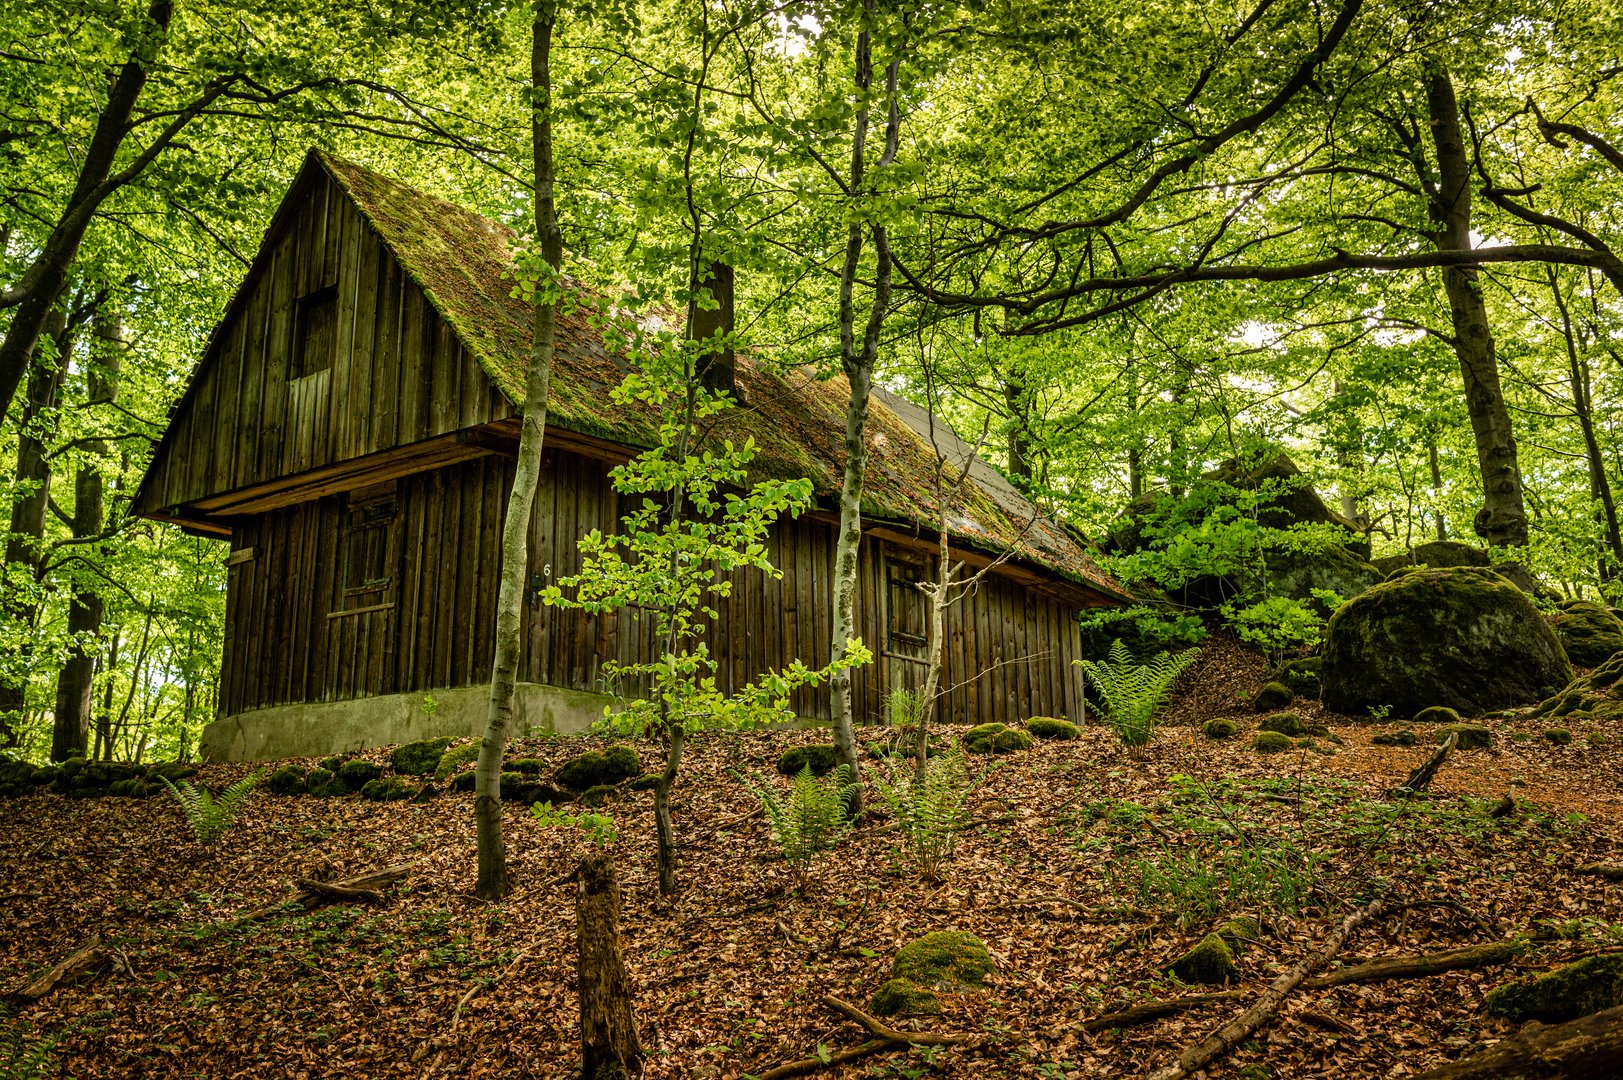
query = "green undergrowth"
xmin=1070 ymin=774 xmax=1582 ymax=926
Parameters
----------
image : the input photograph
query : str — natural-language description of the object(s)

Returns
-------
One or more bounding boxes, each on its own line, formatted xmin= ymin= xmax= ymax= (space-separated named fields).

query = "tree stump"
xmin=577 ymin=852 xmax=642 ymax=1078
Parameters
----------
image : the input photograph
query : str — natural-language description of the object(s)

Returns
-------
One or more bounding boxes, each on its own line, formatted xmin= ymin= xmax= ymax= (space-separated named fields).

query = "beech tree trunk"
xmin=3 ymin=307 xmax=68 ymax=752
xmin=1412 ymin=1004 xmax=1623 ymax=1079
xmin=577 ymin=852 xmax=642 ymax=1078
xmin=1424 ymin=64 xmax=1527 ymax=548
xmin=476 ymin=2 xmax=560 ymax=901
xmin=829 ymin=17 xmax=901 ymax=807
xmin=0 ymin=1 xmax=174 ymax=422
xmin=53 ymin=311 xmax=122 ymax=759
xmin=1549 ymin=269 xmax=1623 ymax=579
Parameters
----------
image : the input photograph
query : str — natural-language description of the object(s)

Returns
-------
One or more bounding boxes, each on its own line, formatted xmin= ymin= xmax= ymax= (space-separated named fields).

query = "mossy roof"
xmin=314 ymin=150 xmax=1127 ymax=601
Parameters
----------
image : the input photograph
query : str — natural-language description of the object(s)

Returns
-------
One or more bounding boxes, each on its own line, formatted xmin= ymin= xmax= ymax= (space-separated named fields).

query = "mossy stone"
xmin=628 ymin=773 xmax=660 ymax=792
xmin=1026 ymin=717 xmax=1080 ymax=740
xmin=336 ymin=760 xmax=383 ymax=790
xmin=1544 ymin=728 xmax=1573 ymax=745
xmin=144 ymin=762 xmax=196 ymax=784
xmin=106 ymin=778 xmax=141 ymax=798
xmin=450 ymin=771 xmax=477 ymax=793
xmin=1413 ymin=706 xmax=1461 ymax=724
xmin=558 ymin=745 xmax=641 ymax=790
xmin=1202 ymin=718 xmax=1238 ymax=739
xmin=507 ymin=757 xmax=546 ymax=775
xmin=266 ymin=765 xmax=308 ymax=796
xmin=777 ymin=744 xmax=839 ymax=777
xmin=1372 ymin=730 xmax=1418 ymax=746
xmin=965 ymin=723 xmax=1035 ymax=754
xmin=1276 ymin=656 xmax=1322 ymax=699
xmin=360 ymin=777 xmax=412 ymax=802
xmin=1485 ymin=953 xmax=1623 ymax=1023
xmin=318 ymin=756 xmax=344 ymax=773
xmin=390 ymin=737 xmax=453 ymax=777
xmin=1437 ymin=724 xmax=1493 ymax=750
xmin=1549 ymin=600 xmax=1623 ymax=667
xmin=1321 ymin=567 xmax=1572 ymax=716
xmin=1254 ymin=682 xmax=1293 ymax=711
xmin=498 ymin=771 xmax=530 ymax=800
xmin=1169 ymin=933 xmax=1237 ymax=985
xmin=29 ymin=765 xmax=57 ymax=786
xmin=434 ymin=742 xmax=481 ymax=780
xmin=891 ymin=931 xmax=993 ymax=989
xmin=578 ymin=784 xmax=618 ymax=808
xmin=1259 ymin=712 xmax=1305 ymax=736
xmin=870 ymin=978 xmax=941 ymax=1017
xmin=1218 ymin=917 xmax=1262 ymax=947
xmin=1253 ymin=731 xmax=1292 ymax=754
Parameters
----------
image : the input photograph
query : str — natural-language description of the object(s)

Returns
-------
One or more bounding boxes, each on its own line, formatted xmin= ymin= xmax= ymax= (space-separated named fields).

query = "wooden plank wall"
xmin=145 ymin=173 xmax=513 ymax=512
xmin=221 ymin=450 xmax=1086 ymax=726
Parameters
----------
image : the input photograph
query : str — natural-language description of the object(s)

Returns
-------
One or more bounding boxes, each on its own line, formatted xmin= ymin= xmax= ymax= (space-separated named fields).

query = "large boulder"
xmin=1320 ymin=567 xmax=1572 ymax=717
xmin=1548 ymin=600 xmax=1623 ymax=667
xmin=1267 ymin=545 xmax=1383 ymax=606
xmin=1371 ymin=540 xmax=1491 ymax=577
xmin=1531 ymin=652 xmax=1623 ymax=722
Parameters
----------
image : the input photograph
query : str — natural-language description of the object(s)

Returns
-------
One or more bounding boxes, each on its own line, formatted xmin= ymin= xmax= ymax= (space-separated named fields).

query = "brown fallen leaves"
xmin=2 ymin=695 xmax=1621 ymax=1079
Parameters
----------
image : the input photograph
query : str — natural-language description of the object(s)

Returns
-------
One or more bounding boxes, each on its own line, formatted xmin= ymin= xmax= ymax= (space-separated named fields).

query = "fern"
xmin=740 ymin=764 xmax=858 ymax=883
xmin=0 ymin=1019 xmax=62 ymax=1080
xmin=160 ymin=771 xmax=261 ymax=847
xmin=1076 ymin=638 xmax=1201 ymax=747
xmin=871 ymin=742 xmax=980 ymax=880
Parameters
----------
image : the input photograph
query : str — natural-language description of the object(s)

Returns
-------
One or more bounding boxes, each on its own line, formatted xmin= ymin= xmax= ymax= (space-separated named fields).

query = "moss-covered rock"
xmin=1544 ymin=728 xmax=1573 ymax=745
xmin=1484 ymin=953 xmax=1623 ymax=1023
xmin=1371 ymin=730 xmax=1418 ymax=746
xmin=144 ymin=762 xmax=196 ymax=784
xmin=1531 ymin=650 xmax=1623 ymax=723
xmin=1253 ymin=731 xmax=1292 ymax=754
xmin=0 ymin=758 xmax=36 ymax=797
xmin=964 ymin=723 xmax=1035 ymax=754
xmin=1372 ymin=541 xmax=1492 ymax=578
xmin=1437 ymin=724 xmax=1493 ymax=750
xmin=628 ymin=773 xmax=661 ymax=792
xmin=1549 ymin=600 xmax=1623 ymax=667
xmin=506 ymin=757 xmax=546 ymax=775
xmin=1026 ymin=717 xmax=1079 ymax=740
xmin=390 ymin=737 xmax=453 ymax=776
xmin=304 ymin=767 xmax=343 ymax=796
xmin=870 ymin=977 xmax=941 ymax=1017
xmin=318 ymin=756 xmax=344 ymax=773
xmin=1202 ymin=718 xmax=1238 ymax=739
xmin=1275 ymin=656 xmax=1322 ymax=700
xmin=557 ymin=745 xmax=641 ymax=791
xmin=578 ymin=784 xmax=618 ymax=808
xmin=1412 ymin=706 xmax=1461 ymax=724
xmin=1253 ymin=682 xmax=1293 ymax=711
xmin=450 ymin=770 xmax=477 ymax=793
xmin=1259 ymin=712 xmax=1305 ymax=736
xmin=434 ymin=741 xmax=481 ymax=780
xmin=1218 ymin=916 xmax=1262 ymax=947
xmin=266 ymin=765 xmax=308 ymax=796
xmin=1169 ymin=933 xmax=1237 ymax=985
xmin=335 ymin=759 xmax=382 ymax=790
xmin=497 ymin=771 xmax=530 ymax=800
xmin=892 ymin=931 xmax=993 ymax=989
xmin=1320 ymin=567 xmax=1572 ymax=716
xmin=29 ymin=765 xmax=57 ymax=786
xmin=106 ymin=778 xmax=142 ymax=798
xmin=360 ymin=777 xmax=413 ymax=802
xmin=1268 ymin=546 xmax=1384 ymax=611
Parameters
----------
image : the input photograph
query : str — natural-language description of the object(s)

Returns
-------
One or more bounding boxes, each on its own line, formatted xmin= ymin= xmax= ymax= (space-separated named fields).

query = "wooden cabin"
xmin=133 ymin=150 xmax=1130 ymax=761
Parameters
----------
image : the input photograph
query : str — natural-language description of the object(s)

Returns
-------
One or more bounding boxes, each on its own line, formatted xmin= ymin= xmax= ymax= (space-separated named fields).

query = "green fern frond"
xmin=161 ymin=771 xmax=261 ymax=847
xmin=739 ymin=764 xmax=856 ymax=872
xmin=1077 ymin=639 xmax=1200 ymax=747
xmin=871 ymin=743 xmax=980 ymax=879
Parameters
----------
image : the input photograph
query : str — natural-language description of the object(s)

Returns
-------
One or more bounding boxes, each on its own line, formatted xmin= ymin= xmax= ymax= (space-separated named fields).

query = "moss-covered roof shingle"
xmin=317 ymin=150 xmax=1127 ymax=601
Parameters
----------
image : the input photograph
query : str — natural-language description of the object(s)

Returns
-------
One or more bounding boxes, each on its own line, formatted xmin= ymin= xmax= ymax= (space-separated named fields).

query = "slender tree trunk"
xmin=1428 ymin=436 xmax=1447 ymax=542
xmin=1004 ymin=369 xmax=1032 ymax=487
xmin=476 ymin=2 xmax=560 ymax=901
xmin=914 ymin=538 xmax=949 ymax=780
xmin=653 ymin=720 xmax=685 ymax=897
xmin=577 ymin=852 xmax=642 ymax=1078
xmin=1423 ymin=64 xmax=1526 ymax=548
xmin=1548 ymin=269 xmax=1623 ymax=579
xmin=3 ymin=306 xmax=68 ymax=751
xmin=53 ymin=310 xmax=121 ymax=759
xmin=0 ymin=1 xmax=174 ymax=422
xmin=829 ymin=20 xmax=901 ymax=807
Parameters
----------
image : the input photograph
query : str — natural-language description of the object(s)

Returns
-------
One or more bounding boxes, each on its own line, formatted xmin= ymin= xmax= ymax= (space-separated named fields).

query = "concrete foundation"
xmin=199 ymin=682 xmax=618 ymax=762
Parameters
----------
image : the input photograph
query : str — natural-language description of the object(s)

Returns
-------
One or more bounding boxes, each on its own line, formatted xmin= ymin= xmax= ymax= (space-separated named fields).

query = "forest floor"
xmin=5 ymin=637 xmax=1623 ymax=1079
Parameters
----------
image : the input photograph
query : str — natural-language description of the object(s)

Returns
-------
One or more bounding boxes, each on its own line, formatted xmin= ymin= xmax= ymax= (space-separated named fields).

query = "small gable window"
xmin=887 ymin=563 xmax=929 ymax=649
xmin=338 ymin=485 xmax=396 ymax=612
xmin=293 ymin=284 xmax=338 ymax=379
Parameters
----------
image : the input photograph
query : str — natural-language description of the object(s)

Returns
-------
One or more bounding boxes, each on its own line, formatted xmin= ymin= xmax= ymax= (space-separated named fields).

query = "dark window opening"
xmin=887 ymin=572 xmax=929 ymax=649
xmin=340 ymin=494 xmax=396 ymax=610
xmin=293 ymin=284 xmax=338 ymax=378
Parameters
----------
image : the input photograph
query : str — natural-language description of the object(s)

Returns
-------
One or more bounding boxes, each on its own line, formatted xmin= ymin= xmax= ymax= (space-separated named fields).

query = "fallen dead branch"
xmin=241 ymin=863 xmax=412 ymax=920
xmin=1145 ymin=897 xmax=1386 ymax=1080
xmin=7 ymin=935 xmax=108 ymax=1004
xmin=1576 ymin=862 xmax=1623 ymax=881
xmin=757 ymin=993 xmax=983 ymax=1079
xmin=1391 ymin=733 xmax=1456 ymax=798
xmin=1083 ymin=935 xmax=1524 ymax=1036
xmin=1411 ymin=1003 xmax=1623 ymax=1078
xmin=1295 ymin=1009 xmax=1359 ymax=1036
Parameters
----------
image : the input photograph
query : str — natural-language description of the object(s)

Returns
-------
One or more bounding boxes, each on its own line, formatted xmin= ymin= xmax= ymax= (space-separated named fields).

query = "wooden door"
xmin=881 ymin=546 xmax=932 ymax=707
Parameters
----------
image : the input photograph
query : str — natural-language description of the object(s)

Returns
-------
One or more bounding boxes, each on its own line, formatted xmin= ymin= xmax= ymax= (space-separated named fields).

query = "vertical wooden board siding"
xmin=349 ymin=216 xmax=381 ymax=458
xmin=433 ymin=468 xmax=460 ymax=688
xmin=398 ymin=473 xmax=426 ymax=691
xmin=372 ymin=258 xmax=402 ymax=451
xmin=473 ymin=457 xmax=499 ymax=680
xmin=417 ymin=469 xmax=444 ymax=688
xmin=211 ymin=316 xmax=246 ymax=505
xmin=455 ymin=457 xmax=483 ymax=685
xmin=235 ymin=252 xmax=270 ymax=493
